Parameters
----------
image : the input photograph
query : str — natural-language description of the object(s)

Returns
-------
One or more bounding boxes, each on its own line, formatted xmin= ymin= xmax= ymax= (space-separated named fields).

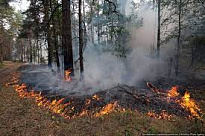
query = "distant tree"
xmin=0 ymin=2 xmax=22 ymax=62
xmin=159 ymin=0 xmax=205 ymax=74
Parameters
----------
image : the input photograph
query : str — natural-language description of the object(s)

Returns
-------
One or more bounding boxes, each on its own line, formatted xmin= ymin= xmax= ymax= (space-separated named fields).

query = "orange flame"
xmin=95 ymin=101 xmax=118 ymax=117
xmin=180 ymin=92 xmax=201 ymax=119
xmin=167 ymin=86 xmax=179 ymax=98
xmin=167 ymin=86 xmax=202 ymax=119
xmin=147 ymin=110 xmax=172 ymax=120
xmin=92 ymin=94 xmax=100 ymax=101
xmin=13 ymin=83 xmax=71 ymax=118
xmin=65 ymin=70 xmax=72 ymax=82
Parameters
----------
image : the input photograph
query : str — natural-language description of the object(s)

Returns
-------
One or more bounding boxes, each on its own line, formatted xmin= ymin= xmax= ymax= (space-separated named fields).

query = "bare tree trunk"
xmin=83 ymin=0 xmax=87 ymax=47
xmin=22 ymin=39 xmax=25 ymax=62
xmin=33 ymin=39 xmax=36 ymax=64
xmin=36 ymin=36 xmax=39 ymax=64
xmin=53 ymin=25 xmax=60 ymax=69
xmin=175 ymin=0 xmax=182 ymax=76
xmin=97 ymin=0 xmax=100 ymax=44
xmin=23 ymin=39 xmax=26 ymax=62
xmin=29 ymin=32 xmax=32 ymax=63
xmin=44 ymin=0 xmax=53 ymax=67
xmin=79 ymin=0 xmax=84 ymax=75
xmin=62 ymin=0 xmax=74 ymax=75
xmin=27 ymin=38 xmax=29 ymax=62
xmin=0 ymin=44 xmax=3 ymax=63
xmin=50 ymin=0 xmax=60 ymax=70
xmin=90 ymin=2 xmax=94 ymax=44
xmin=0 ymin=26 xmax=4 ymax=62
xmin=156 ymin=0 xmax=161 ymax=58
xmin=21 ymin=40 xmax=23 ymax=62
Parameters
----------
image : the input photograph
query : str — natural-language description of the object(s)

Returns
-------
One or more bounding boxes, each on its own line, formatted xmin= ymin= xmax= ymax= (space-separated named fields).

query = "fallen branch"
xmin=147 ymin=82 xmax=167 ymax=97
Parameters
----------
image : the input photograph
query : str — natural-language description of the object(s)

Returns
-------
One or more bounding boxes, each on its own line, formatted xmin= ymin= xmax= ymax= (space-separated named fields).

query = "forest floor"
xmin=0 ymin=61 xmax=205 ymax=136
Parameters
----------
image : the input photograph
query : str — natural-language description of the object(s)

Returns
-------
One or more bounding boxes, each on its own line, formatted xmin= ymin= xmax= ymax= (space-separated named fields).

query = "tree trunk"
xmin=44 ymin=0 xmax=53 ymax=67
xmin=97 ymin=0 xmax=100 ymax=44
xmin=90 ymin=2 xmax=94 ymax=44
xmin=21 ymin=40 xmax=23 ymax=62
xmin=79 ymin=0 xmax=84 ymax=75
xmin=83 ymin=0 xmax=87 ymax=47
xmin=156 ymin=0 xmax=161 ymax=58
xmin=62 ymin=0 xmax=74 ymax=76
xmin=29 ymin=32 xmax=32 ymax=63
xmin=175 ymin=0 xmax=182 ymax=76
xmin=0 ymin=44 xmax=3 ymax=63
xmin=50 ymin=0 xmax=60 ymax=70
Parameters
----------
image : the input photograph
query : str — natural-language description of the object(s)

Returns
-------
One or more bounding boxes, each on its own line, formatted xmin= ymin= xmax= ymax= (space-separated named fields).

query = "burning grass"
xmin=0 ymin=85 xmax=204 ymax=136
xmin=167 ymin=86 xmax=203 ymax=119
xmin=2 ymin=66 xmax=205 ymax=135
xmin=6 ymin=73 xmax=126 ymax=120
xmin=6 ymin=71 xmax=204 ymax=121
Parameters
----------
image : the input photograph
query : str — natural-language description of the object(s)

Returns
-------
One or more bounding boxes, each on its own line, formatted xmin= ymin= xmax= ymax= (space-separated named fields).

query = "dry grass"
xmin=0 ymin=86 xmax=204 ymax=136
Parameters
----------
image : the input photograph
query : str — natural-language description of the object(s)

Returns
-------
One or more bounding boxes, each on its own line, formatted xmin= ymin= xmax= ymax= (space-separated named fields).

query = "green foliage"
xmin=0 ymin=2 xmax=23 ymax=38
xmin=88 ymin=0 xmax=142 ymax=58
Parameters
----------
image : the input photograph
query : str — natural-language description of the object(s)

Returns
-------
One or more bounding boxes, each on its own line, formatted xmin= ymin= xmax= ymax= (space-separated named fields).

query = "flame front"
xmin=13 ymin=83 xmax=71 ymax=118
xmin=147 ymin=110 xmax=172 ymax=120
xmin=95 ymin=101 xmax=118 ymax=117
xmin=9 ymin=74 xmax=120 ymax=119
xmin=7 ymin=73 xmax=203 ymax=120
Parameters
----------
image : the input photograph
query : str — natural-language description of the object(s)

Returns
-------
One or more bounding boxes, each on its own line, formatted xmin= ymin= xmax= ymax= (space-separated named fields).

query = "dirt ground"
xmin=0 ymin=61 xmax=22 ymax=85
xmin=0 ymin=61 xmax=204 ymax=136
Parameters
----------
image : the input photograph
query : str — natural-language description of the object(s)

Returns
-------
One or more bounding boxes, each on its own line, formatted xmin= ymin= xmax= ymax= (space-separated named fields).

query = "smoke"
xmin=82 ymin=4 xmax=166 ymax=89
xmin=21 ymin=3 xmax=170 ymax=96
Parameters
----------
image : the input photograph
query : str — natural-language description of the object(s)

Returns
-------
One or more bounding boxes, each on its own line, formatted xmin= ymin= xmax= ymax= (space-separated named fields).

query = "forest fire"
xmin=7 ymin=74 xmax=120 ymax=119
xmin=6 ymin=72 xmax=203 ymax=121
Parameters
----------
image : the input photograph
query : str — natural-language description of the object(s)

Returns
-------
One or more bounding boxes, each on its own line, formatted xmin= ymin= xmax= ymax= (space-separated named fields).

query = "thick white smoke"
xmin=82 ymin=4 xmax=166 ymax=90
xmin=21 ymin=3 xmax=171 ymax=96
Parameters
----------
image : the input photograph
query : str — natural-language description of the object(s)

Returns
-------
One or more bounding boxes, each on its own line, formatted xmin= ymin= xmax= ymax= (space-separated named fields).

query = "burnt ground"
xmin=0 ymin=62 xmax=205 ymax=135
xmin=18 ymin=65 xmax=204 ymax=119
